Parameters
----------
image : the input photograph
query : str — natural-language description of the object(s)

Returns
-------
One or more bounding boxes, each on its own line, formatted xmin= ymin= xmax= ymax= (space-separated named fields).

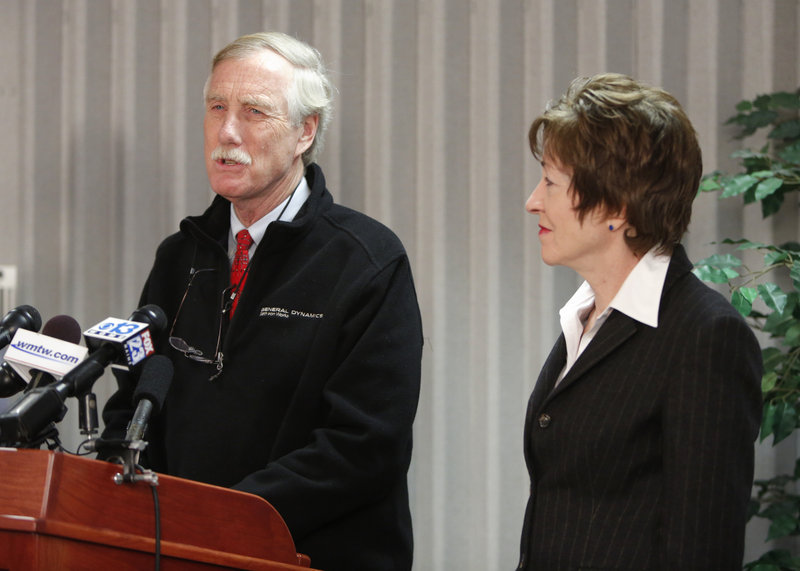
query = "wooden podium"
xmin=0 ymin=448 xmax=316 ymax=570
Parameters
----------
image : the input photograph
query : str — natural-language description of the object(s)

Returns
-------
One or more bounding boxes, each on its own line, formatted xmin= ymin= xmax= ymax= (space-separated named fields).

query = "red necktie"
xmin=230 ymin=229 xmax=254 ymax=316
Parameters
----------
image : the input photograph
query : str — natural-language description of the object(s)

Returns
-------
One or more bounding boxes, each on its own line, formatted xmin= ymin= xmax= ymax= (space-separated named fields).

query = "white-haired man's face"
xmin=203 ymin=50 xmax=317 ymax=221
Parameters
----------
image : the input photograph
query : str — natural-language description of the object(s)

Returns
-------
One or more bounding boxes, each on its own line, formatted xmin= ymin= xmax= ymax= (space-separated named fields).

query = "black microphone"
xmin=0 ymin=364 xmax=25 ymax=398
xmin=0 ymin=305 xmax=41 ymax=350
xmin=27 ymin=315 xmax=84 ymax=391
xmin=125 ymin=355 xmax=173 ymax=442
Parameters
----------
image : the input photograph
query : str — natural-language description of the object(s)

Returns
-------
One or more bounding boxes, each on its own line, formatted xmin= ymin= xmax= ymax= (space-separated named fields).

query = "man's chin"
xmin=208 ymin=175 xmax=247 ymax=198
xmin=209 ymin=185 xmax=247 ymax=202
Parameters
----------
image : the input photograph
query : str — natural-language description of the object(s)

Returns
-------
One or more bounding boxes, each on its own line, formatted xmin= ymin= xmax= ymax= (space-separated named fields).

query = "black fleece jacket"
xmin=101 ymin=164 xmax=423 ymax=571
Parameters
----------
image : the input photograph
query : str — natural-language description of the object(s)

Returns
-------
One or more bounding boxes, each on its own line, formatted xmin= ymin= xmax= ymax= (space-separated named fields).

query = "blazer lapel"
xmin=529 ymin=336 xmax=566 ymax=410
xmin=550 ymin=310 xmax=638 ymax=399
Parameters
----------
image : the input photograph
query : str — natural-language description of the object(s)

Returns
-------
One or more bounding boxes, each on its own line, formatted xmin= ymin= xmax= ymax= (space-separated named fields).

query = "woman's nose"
xmin=526 ymin=180 xmax=544 ymax=214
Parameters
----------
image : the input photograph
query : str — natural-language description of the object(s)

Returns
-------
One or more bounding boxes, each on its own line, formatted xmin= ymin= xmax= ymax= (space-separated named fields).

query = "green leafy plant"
xmin=694 ymin=91 xmax=800 ymax=570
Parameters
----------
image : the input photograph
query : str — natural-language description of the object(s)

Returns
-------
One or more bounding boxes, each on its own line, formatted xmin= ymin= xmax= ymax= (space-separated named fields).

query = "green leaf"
xmin=745 ymin=549 xmax=800 ymax=571
xmin=766 ymin=513 xmax=799 ymax=541
xmin=750 ymin=170 xmax=779 ymax=178
xmin=762 ymin=347 xmax=785 ymax=376
xmin=693 ymin=254 xmax=744 ymax=283
xmin=731 ymin=149 xmax=771 ymax=166
xmin=733 ymin=287 xmax=759 ymax=317
xmin=758 ymin=283 xmax=789 ymax=314
xmin=778 ymin=141 xmax=800 ymax=164
xmin=770 ymin=119 xmax=800 ymax=140
xmin=754 ymin=177 xmax=784 ymax=200
xmin=745 ymin=563 xmax=781 ymax=571
xmin=791 ymin=260 xmax=800 ymax=291
xmin=762 ymin=371 xmax=779 ymax=392
xmin=745 ymin=562 xmax=780 ymax=571
xmin=763 ymin=308 xmax=797 ymax=337
xmin=761 ymin=191 xmax=785 ymax=218
xmin=754 ymin=94 xmax=773 ymax=111
xmin=692 ymin=266 xmax=738 ymax=283
xmin=736 ymin=109 xmax=780 ymax=136
xmin=784 ymin=322 xmax=800 ymax=347
xmin=725 ymin=238 xmax=767 ymax=250
xmin=764 ymin=250 xmax=790 ymax=266
xmin=762 ymin=401 xmax=776 ymax=441
xmin=746 ymin=548 xmax=800 ymax=571
xmin=720 ymin=174 xmax=759 ymax=198
xmin=772 ymin=401 xmax=798 ymax=444
xmin=698 ymin=177 xmax=722 ymax=192
xmin=747 ymin=498 xmax=761 ymax=521
xmin=769 ymin=91 xmax=800 ymax=109
xmin=697 ymin=253 xmax=743 ymax=268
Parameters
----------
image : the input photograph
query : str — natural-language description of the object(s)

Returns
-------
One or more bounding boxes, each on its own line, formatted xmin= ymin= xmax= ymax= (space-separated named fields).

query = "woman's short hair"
xmin=208 ymin=31 xmax=335 ymax=166
xmin=528 ymin=73 xmax=702 ymax=254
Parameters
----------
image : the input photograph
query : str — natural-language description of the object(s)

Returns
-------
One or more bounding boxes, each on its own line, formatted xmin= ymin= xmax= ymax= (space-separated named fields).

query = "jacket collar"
xmin=532 ymin=244 xmax=693 ymax=407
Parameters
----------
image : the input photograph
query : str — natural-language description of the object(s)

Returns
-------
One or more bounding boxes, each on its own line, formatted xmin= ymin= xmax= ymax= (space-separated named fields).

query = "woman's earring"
xmin=609 ymin=224 xmax=614 ymax=231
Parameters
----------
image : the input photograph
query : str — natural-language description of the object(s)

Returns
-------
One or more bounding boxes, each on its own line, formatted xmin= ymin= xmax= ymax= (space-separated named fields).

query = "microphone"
xmin=0 ymin=305 xmax=167 ymax=446
xmin=125 ymin=355 xmax=173 ymax=442
xmin=0 ymin=365 xmax=25 ymax=398
xmin=0 ymin=305 xmax=41 ymax=350
xmin=43 ymin=314 xmax=83 ymax=342
xmin=28 ymin=315 xmax=84 ymax=390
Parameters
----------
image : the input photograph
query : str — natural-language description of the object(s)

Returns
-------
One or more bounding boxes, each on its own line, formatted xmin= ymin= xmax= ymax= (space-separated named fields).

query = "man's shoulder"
xmin=319 ymin=203 xmax=409 ymax=264
xmin=154 ymin=229 xmax=191 ymax=256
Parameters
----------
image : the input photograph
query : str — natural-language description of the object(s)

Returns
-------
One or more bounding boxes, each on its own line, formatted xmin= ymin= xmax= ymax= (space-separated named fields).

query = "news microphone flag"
xmin=3 ymin=329 xmax=88 ymax=383
xmin=83 ymin=317 xmax=155 ymax=367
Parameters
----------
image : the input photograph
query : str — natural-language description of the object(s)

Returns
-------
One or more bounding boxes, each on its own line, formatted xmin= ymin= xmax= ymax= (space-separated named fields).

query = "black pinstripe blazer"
xmin=518 ymin=245 xmax=763 ymax=571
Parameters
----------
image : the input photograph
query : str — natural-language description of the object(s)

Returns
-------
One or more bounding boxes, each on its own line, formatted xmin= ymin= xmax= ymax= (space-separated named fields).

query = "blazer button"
xmin=537 ymin=413 xmax=551 ymax=428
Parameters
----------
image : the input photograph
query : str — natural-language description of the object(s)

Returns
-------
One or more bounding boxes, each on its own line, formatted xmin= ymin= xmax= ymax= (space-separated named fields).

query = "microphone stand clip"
xmin=113 ymin=439 xmax=159 ymax=486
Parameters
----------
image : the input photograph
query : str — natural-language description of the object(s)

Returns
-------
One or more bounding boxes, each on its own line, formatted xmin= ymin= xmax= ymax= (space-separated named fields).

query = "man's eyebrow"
xmin=204 ymin=92 xmax=274 ymax=105
xmin=240 ymin=94 xmax=277 ymax=109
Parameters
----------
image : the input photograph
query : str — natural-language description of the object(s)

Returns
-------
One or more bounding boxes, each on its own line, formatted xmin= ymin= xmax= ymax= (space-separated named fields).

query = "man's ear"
xmin=296 ymin=114 xmax=319 ymax=157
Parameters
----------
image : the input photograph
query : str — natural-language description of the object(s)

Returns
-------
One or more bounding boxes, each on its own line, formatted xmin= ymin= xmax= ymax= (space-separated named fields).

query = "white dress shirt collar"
xmin=228 ymin=176 xmax=311 ymax=259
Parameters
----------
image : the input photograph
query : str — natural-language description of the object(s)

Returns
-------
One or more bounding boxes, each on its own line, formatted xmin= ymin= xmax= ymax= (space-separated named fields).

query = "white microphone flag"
xmin=4 ymin=329 xmax=88 ymax=382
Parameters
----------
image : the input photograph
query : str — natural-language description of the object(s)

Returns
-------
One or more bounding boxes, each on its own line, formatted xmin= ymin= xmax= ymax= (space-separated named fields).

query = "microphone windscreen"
xmin=132 ymin=355 xmax=173 ymax=414
xmin=1 ymin=305 xmax=42 ymax=334
xmin=42 ymin=315 xmax=82 ymax=344
xmin=128 ymin=304 xmax=168 ymax=336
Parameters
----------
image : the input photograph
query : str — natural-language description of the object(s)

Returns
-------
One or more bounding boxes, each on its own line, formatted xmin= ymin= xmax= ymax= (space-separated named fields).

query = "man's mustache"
xmin=210 ymin=147 xmax=253 ymax=165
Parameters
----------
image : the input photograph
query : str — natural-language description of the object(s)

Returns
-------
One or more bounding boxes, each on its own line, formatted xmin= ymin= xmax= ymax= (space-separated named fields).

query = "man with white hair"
xmin=101 ymin=31 xmax=423 ymax=571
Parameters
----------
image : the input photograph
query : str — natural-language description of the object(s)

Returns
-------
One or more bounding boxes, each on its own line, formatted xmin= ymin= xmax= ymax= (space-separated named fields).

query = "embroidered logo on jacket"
xmin=259 ymin=306 xmax=324 ymax=320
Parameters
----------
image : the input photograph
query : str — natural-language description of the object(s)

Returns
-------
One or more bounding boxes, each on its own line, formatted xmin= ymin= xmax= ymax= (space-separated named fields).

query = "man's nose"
xmin=218 ymin=113 xmax=242 ymax=145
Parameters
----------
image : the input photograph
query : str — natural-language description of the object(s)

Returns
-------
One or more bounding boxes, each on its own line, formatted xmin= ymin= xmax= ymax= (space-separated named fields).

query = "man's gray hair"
xmin=207 ymin=31 xmax=334 ymax=166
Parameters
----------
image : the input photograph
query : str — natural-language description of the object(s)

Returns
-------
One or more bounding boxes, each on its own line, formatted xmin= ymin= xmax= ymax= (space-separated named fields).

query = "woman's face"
xmin=526 ymin=156 xmax=620 ymax=274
